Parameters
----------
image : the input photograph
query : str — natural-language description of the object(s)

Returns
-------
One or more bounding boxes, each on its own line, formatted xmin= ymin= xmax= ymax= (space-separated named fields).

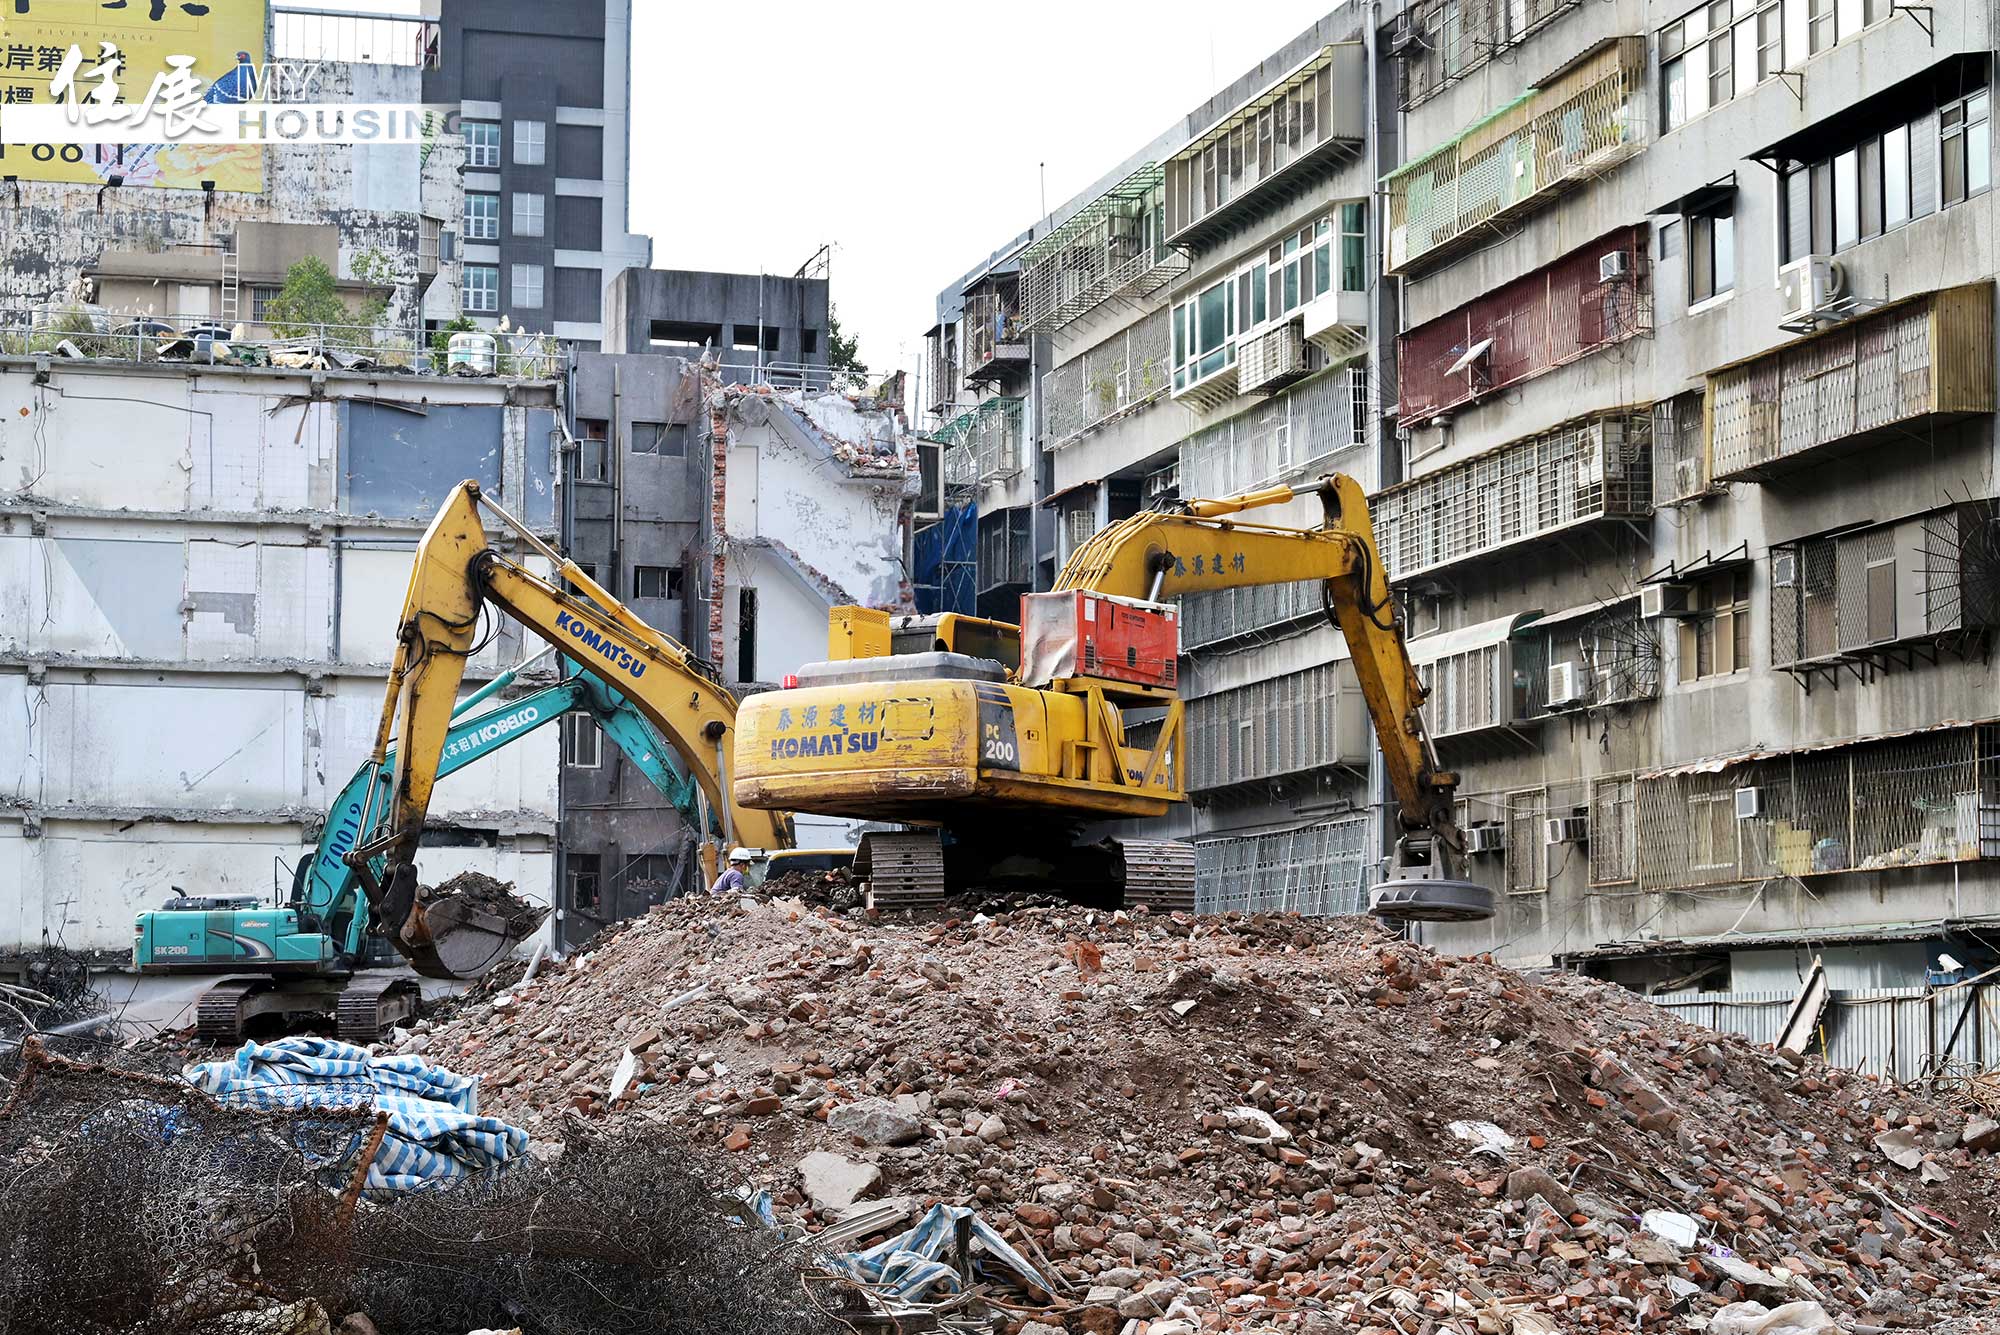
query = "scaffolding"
xmin=1179 ymin=364 xmax=1371 ymax=500
xmin=1195 ymin=816 xmax=1370 ymax=916
xmin=1385 ymin=38 xmax=1647 ymax=276
xmin=1707 ymin=283 xmax=1995 ymax=482
xmin=1372 ymin=409 xmax=1653 ymax=583
xmin=1186 ymin=662 xmax=1367 ymax=792
xmin=1042 ymin=309 xmax=1172 ymax=448
xmin=1398 ymin=226 xmax=1652 ymax=422
xmin=1634 ymin=723 xmax=2000 ymax=892
xmin=1018 ymin=165 xmax=1188 ymax=334
xmin=1393 ymin=0 xmax=1586 ymax=110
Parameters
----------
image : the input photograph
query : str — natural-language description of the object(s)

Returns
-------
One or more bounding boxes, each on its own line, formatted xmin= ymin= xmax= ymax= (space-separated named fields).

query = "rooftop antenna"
xmin=1038 ymin=162 xmax=1046 ymax=223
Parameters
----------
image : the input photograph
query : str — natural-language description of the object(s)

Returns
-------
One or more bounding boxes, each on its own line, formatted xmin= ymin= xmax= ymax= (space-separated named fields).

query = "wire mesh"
xmin=1019 ymin=167 xmax=1186 ymax=334
xmin=0 ymin=1039 xmax=840 ymax=1335
xmin=1194 ymin=816 xmax=1369 ymax=916
xmin=931 ymin=396 xmax=1024 ymax=487
xmin=1386 ymin=40 xmax=1644 ymax=274
xmin=1043 ymin=309 xmax=1172 ymax=448
xmin=1536 ymin=602 xmax=1661 ymax=708
xmin=1373 ymin=410 xmax=1653 ymax=581
xmin=1180 ymin=365 xmax=1369 ymax=499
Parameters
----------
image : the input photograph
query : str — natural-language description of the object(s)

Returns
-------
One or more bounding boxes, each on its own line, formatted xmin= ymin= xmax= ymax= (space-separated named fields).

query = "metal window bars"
xmin=1179 ymin=366 xmax=1368 ymax=500
xmin=976 ymin=507 xmax=1034 ymax=591
xmin=1181 ymin=581 xmax=1327 ymax=651
xmin=1587 ymin=773 xmax=1637 ymax=884
xmin=1707 ymin=284 xmax=1994 ymax=482
xmin=1394 ymin=0 xmax=1588 ymax=110
xmin=1186 ymin=663 xmax=1363 ymax=792
xmin=1386 ymin=38 xmax=1647 ymax=276
xmin=1019 ymin=165 xmax=1187 ymax=335
xmin=1194 ymin=816 xmax=1369 ymax=917
xmin=1372 ymin=410 xmax=1653 ymax=583
xmin=962 ymin=287 xmax=1027 ymax=382
xmin=1042 ymin=309 xmax=1172 ymax=449
xmin=1652 ymin=391 xmax=1709 ymax=503
xmin=931 ymin=396 xmax=1025 ymax=488
xmin=1536 ymin=603 xmax=1662 ymax=710
xmin=1634 ymin=724 xmax=2000 ymax=892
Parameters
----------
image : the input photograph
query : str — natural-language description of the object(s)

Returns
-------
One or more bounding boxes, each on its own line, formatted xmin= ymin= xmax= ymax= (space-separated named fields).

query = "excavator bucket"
xmin=389 ymin=868 xmax=549 ymax=980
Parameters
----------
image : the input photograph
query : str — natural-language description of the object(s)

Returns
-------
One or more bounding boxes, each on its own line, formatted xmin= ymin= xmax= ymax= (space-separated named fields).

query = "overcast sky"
xmin=626 ymin=0 xmax=1336 ymax=386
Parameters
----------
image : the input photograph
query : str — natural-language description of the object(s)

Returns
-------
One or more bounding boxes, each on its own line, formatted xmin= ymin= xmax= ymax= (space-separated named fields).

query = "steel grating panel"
xmin=1194 ymin=816 xmax=1368 ymax=917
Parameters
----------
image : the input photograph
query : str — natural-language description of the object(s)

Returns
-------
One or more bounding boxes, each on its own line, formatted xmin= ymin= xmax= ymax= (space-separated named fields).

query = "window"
xmin=511 ymin=263 xmax=544 ymax=309
xmin=512 ymin=120 xmax=546 ymax=166
xmin=1172 ymin=276 xmax=1237 ymax=391
xmin=738 ymin=587 xmax=757 ymax=682
xmin=1350 ymin=365 xmax=1370 ymax=446
xmin=1679 ymin=568 xmax=1751 ymax=682
xmin=565 ymin=715 xmax=602 ymax=769
xmin=633 ymin=565 xmax=684 ymax=601
xmin=626 ymin=853 xmax=681 ymax=902
xmin=1688 ymin=205 xmax=1734 ymax=304
xmin=1340 ymin=202 xmax=1366 ymax=292
xmin=1659 ymin=0 xmax=1790 ymax=131
xmin=1781 ymin=86 xmax=1984 ymax=261
xmin=575 ymin=417 xmax=608 ymax=482
xmin=631 ymin=422 xmax=687 ymax=456
xmin=567 ymin=852 xmax=601 ymax=914
xmin=511 ymin=192 xmax=545 ymax=238
xmin=462 ymin=264 xmax=497 ymax=313
xmin=1942 ymin=90 xmax=1991 ymax=207
xmin=250 ymin=285 xmax=280 ymax=322
xmin=464 ymin=192 xmax=498 ymax=241
xmin=464 ymin=120 xmax=500 ymax=168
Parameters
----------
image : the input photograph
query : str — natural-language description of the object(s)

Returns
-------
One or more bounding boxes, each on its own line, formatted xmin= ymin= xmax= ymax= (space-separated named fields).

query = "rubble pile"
xmin=409 ymin=897 xmax=2000 ymax=1334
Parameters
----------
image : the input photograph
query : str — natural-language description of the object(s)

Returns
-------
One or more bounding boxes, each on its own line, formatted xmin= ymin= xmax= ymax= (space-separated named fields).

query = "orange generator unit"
xmin=1019 ymin=591 xmax=1179 ymax=690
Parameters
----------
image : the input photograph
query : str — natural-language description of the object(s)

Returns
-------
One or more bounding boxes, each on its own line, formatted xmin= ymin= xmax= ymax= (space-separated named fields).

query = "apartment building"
xmin=921 ymin=1 xmax=2000 ymax=998
xmin=424 ymin=0 xmax=653 ymax=348
xmin=1382 ymin=0 xmax=2000 ymax=1000
xmin=604 ymin=268 xmax=832 ymax=390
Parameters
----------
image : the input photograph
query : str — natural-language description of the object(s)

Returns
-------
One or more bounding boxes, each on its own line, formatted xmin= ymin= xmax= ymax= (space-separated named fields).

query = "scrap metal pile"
xmin=404 ymin=895 xmax=2000 ymax=1334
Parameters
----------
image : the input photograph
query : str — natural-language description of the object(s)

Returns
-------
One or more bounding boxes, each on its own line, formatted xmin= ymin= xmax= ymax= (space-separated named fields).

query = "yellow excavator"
xmin=732 ymin=474 xmax=1494 ymax=924
xmin=343 ymin=482 xmax=791 ymax=978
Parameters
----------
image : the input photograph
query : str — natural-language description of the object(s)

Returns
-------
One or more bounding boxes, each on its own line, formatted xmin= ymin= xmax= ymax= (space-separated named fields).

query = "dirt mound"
xmin=425 ymin=870 xmax=547 ymax=938
xmin=404 ymin=897 xmax=2000 ymax=1332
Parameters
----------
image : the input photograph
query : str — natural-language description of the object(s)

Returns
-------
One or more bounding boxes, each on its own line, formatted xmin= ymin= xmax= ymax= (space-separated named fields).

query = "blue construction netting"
xmin=913 ymin=503 xmax=977 ymax=615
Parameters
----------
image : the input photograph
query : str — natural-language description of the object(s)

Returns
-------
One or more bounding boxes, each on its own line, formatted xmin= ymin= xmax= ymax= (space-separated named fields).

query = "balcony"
xmin=1397 ymin=227 xmax=1650 ymax=423
xmin=962 ymin=285 xmax=1028 ymax=384
xmin=1020 ymin=164 xmax=1188 ymax=334
xmin=1164 ymin=45 xmax=1366 ymax=251
xmin=1409 ymin=613 xmax=1542 ymax=739
xmin=1372 ymin=409 xmax=1653 ymax=583
xmin=1384 ymin=37 xmax=1645 ymax=277
xmin=933 ymin=395 xmax=1024 ymax=489
xmin=1707 ymin=284 xmax=1995 ymax=484
xmin=1769 ymin=503 xmax=2000 ymax=685
xmin=1043 ymin=308 xmax=1171 ymax=449
xmin=977 ymin=506 xmax=1034 ymax=594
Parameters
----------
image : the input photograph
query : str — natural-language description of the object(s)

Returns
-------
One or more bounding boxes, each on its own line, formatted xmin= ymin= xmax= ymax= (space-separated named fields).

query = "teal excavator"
xmin=131 ymin=655 xmax=708 ymax=1041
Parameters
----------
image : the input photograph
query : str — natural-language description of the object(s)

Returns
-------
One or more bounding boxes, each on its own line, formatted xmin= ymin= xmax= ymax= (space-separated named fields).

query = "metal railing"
xmin=709 ymin=360 xmax=864 ymax=395
xmin=0 ymin=305 xmax=566 ymax=379
xmin=272 ymin=6 xmax=442 ymax=68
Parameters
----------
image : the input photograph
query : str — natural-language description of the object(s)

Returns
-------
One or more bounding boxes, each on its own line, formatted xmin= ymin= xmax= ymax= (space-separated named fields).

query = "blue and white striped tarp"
xmin=832 ymin=1203 xmax=1051 ymax=1303
xmin=183 ymin=1036 xmax=527 ymax=1197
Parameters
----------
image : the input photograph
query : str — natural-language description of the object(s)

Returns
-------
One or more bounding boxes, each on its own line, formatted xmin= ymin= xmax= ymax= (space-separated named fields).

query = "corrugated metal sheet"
xmin=1655 ymin=982 xmax=2000 ymax=1083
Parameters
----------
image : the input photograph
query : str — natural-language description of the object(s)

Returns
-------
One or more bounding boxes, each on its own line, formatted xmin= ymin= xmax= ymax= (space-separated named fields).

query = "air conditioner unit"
xmin=1465 ymin=823 xmax=1506 ymax=855
xmin=1735 ymin=786 xmax=1764 ymax=820
xmin=1599 ymin=250 xmax=1628 ymax=283
xmin=1640 ymin=582 xmax=1694 ymax=619
xmin=1546 ymin=660 xmax=1588 ymax=708
xmin=1772 ymin=551 xmax=1798 ymax=588
xmin=1779 ymin=256 xmax=1846 ymax=323
xmin=1388 ymin=21 xmax=1430 ymax=57
xmin=1545 ymin=815 xmax=1590 ymax=845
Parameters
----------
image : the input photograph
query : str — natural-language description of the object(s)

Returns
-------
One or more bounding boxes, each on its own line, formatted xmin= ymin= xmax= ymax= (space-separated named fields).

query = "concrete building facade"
xmin=0 ymin=352 xmax=565 ymax=972
xmin=605 ymin=269 xmax=832 ymax=391
xmin=920 ymin=0 xmax=2000 ymax=998
xmin=423 ymin=0 xmax=652 ymax=348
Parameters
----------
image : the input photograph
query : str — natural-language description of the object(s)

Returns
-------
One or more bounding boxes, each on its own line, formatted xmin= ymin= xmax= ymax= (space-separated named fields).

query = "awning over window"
xmin=1407 ymin=611 xmax=1542 ymax=665
xmin=1747 ymin=51 xmax=1988 ymax=169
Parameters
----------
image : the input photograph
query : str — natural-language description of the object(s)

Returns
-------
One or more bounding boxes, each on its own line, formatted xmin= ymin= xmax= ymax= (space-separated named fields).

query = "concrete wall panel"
xmin=35 ymin=681 xmax=306 ymax=812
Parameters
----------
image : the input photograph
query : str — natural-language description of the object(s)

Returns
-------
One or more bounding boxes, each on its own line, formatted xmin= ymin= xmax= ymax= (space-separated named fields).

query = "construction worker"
xmin=709 ymin=848 xmax=755 ymax=897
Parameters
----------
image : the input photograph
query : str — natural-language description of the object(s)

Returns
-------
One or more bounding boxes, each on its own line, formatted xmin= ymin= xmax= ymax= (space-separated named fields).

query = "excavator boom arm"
xmin=358 ymin=481 xmax=788 ymax=976
xmin=1054 ymin=474 xmax=1459 ymax=859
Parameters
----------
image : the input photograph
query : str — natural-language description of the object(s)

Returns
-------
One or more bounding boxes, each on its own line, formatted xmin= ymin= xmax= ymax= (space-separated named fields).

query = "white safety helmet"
xmin=728 ymin=847 xmax=754 ymax=864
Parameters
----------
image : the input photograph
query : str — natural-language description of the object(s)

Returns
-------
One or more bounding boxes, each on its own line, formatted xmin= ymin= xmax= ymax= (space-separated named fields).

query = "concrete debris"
xmin=1876 ymin=1126 xmax=1927 ymax=1170
xmin=406 ymin=896 xmax=2000 ymax=1332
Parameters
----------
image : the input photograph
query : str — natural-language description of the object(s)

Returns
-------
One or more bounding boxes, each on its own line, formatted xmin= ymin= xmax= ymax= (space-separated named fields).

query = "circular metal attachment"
xmin=1369 ymin=877 xmax=1497 ymax=923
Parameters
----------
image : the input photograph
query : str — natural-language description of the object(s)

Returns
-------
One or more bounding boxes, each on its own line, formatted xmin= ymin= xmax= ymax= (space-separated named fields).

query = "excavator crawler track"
xmin=856 ymin=831 xmax=947 ymax=911
xmin=194 ymin=978 xmax=265 ymax=1043
xmin=1119 ymin=839 xmax=1196 ymax=914
xmin=336 ymin=976 xmax=421 ymax=1045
